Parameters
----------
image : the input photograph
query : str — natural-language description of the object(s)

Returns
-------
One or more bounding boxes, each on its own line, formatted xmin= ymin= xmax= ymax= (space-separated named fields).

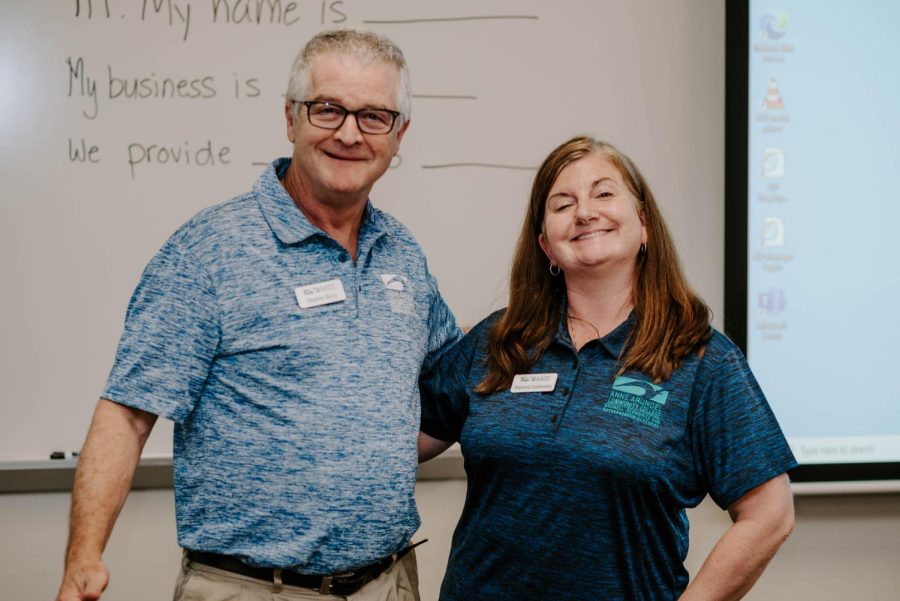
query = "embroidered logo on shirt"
xmin=602 ymin=376 xmax=670 ymax=428
xmin=380 ymin=273 xmax=407 ymax=291
xmin=380 ymin=273 xmax=414 ymax=314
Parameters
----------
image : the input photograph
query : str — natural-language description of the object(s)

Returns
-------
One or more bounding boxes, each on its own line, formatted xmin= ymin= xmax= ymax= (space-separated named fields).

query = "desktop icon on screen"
xmin=760 ymin=11 xmax=789 ymax=40
xmin=761 ymin=217 xmax=785 ymax=247
xmin=758 ymin=287 xmax=787 ymax=316
xmin=762 ymin=78 xmax=785 ymax=110
xmin=762 ymin=148 xmax=785 ymax=178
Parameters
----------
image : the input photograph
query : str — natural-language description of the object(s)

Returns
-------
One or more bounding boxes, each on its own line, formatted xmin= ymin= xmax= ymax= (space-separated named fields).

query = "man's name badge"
xmin=510 ymin=373 xmax=558 ymax=393
xmin=294 ymin=279 xmax=347 ymax=309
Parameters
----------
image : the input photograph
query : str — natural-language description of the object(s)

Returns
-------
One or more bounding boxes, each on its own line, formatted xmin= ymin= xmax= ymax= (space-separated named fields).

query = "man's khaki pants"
xmin=173 ymin=551 xmax=421 ymax=601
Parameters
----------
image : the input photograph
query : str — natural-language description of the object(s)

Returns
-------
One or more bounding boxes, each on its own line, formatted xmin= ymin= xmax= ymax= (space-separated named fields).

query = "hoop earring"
xmin=549 ymin=263 xmax=561 ymax=276
xmin=640 ymin=242 xmax=647 ymax=254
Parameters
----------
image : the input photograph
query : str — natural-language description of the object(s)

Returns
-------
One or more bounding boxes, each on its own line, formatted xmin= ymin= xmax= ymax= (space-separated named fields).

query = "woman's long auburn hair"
xmin=475 ymin=136 xmax=711 ymax=394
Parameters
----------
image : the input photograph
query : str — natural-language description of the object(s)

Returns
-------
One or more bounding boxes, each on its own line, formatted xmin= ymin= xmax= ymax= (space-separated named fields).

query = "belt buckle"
xmin=326 ymin=565 xmax=372 ymax=596
xmin=321 ymin=567 xmax=360 ymax=595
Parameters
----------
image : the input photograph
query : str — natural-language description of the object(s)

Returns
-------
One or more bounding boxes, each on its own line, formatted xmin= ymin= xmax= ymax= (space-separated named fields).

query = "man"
xmin=56 ymin=28 xmax=461 ymax=601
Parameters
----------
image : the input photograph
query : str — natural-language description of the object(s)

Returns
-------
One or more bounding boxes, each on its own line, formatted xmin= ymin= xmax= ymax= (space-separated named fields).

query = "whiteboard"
xmin=0 ymin=0 xmax=725 ymax=459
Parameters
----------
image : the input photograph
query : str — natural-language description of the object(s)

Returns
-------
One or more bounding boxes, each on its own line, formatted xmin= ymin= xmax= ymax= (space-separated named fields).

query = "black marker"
xmin=50 ymin=451 xmax=80 ymax=460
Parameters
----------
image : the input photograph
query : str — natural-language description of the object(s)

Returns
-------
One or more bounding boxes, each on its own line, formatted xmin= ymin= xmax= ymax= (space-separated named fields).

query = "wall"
xmin=3 ymin=1 xmax=899 ymax=600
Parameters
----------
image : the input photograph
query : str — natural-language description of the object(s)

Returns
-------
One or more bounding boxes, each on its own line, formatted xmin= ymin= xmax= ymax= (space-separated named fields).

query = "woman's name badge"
xmin=294 ymin=279 xmax=347 ymax=309
xmin=510 ymin=373 xmax=558 ymax=393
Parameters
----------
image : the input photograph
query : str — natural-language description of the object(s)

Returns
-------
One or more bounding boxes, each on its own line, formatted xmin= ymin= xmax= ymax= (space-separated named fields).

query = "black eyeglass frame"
xmin=295 ymin=100 xmax=402 ymax=135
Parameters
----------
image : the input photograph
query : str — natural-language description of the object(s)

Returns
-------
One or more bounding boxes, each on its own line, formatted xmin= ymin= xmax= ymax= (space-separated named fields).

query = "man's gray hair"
xmin=286 ymin=28 xmax=412 ymax=123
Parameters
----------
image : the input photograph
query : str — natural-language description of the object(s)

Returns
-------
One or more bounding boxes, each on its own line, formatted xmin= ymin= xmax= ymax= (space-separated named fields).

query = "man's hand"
xmin=55 ymin=399 xmax=157 ymax=601
xmin=56 ymin=558 xmax=109 ymax=601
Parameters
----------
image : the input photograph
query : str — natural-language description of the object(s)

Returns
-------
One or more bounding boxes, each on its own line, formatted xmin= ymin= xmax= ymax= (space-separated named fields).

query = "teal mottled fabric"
xmin=421 ymin=311 xmax=796 ymax=600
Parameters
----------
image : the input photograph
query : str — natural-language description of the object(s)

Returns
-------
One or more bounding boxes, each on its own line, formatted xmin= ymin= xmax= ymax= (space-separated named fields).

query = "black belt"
xmin=186 ymin=540 xmax=425 ymax=596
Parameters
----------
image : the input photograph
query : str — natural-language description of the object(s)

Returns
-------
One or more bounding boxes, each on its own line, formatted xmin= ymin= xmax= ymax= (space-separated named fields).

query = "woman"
xmin=419 ymin=136 xmax=796 ymax=600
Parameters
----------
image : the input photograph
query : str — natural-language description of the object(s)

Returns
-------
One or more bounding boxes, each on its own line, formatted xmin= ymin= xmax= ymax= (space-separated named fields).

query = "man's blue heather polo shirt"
xmin=103 ymin=158 xmax=462 ymax=573
xmin=421 ymin=310 xmax=797 ymax=601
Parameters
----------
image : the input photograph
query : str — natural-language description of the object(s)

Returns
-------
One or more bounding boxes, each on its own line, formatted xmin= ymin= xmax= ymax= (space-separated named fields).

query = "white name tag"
xmin=510 ymin=373 xmax=558 ymax=393
xmin=294 ymin=279 xmax=347 ymax=309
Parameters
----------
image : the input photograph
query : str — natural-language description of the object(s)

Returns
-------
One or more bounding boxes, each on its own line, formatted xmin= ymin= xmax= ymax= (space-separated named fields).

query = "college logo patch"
xmin=602 ymin=376 xmax=670 ymax=428
xmin=380 ymin=273 xmax=407 ymax=291
xmin=380 ymin=273 xmax=414 ymax=315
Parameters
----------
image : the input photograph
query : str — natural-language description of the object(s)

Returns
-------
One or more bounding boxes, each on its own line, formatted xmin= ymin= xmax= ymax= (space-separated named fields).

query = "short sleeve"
xmin=419 ymin=323 xmax=483 ymax=443
xmin=691 ymin=339 xmax=798 ymax=508
xmin=421 ymin=271 xmax=464 ymax=374
xmin=102 ymin=235 xmax=220 ymax=423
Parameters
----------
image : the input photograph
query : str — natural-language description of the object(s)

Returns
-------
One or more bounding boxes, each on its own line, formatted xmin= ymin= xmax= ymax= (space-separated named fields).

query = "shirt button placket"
xmin=342 ymin=252 xmax=359 ymax=317
xmin=550 ymin=355 xmax=578 ymax=430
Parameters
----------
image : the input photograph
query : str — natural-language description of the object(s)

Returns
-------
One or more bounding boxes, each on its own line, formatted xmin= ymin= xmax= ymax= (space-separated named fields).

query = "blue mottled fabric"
xmin=103 ymin=158 xmax=462 ymax=573
xmin=421 ymin=311 xmax=797 ymax=601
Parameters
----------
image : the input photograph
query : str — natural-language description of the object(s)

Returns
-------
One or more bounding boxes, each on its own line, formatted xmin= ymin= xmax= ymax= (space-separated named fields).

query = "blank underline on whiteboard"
xmin=422 ymin=163 xmax=537 ymax=171
xmin=413 ymin=94 xmax=478 ymax=100
xmin=249 ymin=162 xmax=536 ymax=171
xmin=363 ymin=15 xmax=539 ymax=25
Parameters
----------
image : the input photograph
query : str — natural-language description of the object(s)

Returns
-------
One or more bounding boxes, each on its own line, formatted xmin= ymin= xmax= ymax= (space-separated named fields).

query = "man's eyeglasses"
xmin=297 ymin=101 xmax=401 ymax=135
